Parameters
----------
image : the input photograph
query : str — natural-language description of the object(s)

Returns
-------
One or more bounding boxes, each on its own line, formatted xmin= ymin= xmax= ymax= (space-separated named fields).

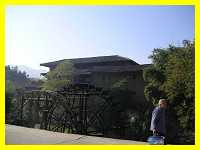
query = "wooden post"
xmin=44 ymin=93 xmax=48 ymax=130
xmin=84 ymin=94 xmax=88 ymax=135
xmin=28 ymin=95 xmax=33 ymax=127
xmin=20 ymin=95 xmax=24 ymax=122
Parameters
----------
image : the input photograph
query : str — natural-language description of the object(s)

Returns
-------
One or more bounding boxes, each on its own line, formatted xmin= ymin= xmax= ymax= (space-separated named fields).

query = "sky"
xmin=6 ymin=6 xmax=194 ymax=70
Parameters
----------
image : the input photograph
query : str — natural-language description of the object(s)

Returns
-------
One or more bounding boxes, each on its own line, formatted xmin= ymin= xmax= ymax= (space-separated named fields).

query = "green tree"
xmin=104 ymin=78 xmax=151 ymax=141
xmin=143 ymin=40 xmax=194 ymax=144
xmin=5 ymin=91 xmax=13 ymax=118
xmin=6 ymin=65 xmax=30 ymax=92
xmin=42 ymin=60 xmax=75 ymax=90
xmin=5 ymin=65 xmax=30 ymax=123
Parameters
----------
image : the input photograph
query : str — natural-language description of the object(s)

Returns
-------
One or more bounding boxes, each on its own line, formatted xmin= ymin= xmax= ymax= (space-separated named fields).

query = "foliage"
xmin=105 ymin=78 xmax=151 ymax=141
xmin=5 ymin=65 xmax=31 ymax=123
xmin=5 ymin=92 xmax=13 ymax=116
xmin=5 ymin=65 xmax=30 ymax=110
xmin=42 ymin=60 xmax=75 ymax=91
xmin=6 ymin=65 xmax=30 ymax=93
xmin=143 ymin=40 xmax=194 ymax=144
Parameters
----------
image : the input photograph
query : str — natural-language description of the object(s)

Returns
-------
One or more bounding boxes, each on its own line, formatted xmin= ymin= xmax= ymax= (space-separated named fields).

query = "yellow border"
xmin=0 ymin=1 xmax=199 ymax=150
xmin=0 ymin=0 xmax=197 ymax=5
xmin=0 ymin=0 xmax=5 ymax=147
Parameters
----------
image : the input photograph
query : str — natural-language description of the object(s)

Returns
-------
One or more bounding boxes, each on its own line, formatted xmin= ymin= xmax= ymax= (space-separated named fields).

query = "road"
xmin=6 ymin=124 xmax=148 ymax=145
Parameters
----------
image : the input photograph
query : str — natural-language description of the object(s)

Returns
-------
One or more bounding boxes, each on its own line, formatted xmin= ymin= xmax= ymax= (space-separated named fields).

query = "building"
xmin=40 ymin=55 xmax=151 ymax=102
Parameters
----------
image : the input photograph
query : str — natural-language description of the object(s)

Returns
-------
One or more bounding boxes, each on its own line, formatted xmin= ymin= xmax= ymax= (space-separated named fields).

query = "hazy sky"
xmin=6 ymin=6 xmax=194 ymax=70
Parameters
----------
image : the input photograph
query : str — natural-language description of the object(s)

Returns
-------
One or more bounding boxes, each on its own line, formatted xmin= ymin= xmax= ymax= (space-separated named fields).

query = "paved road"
xmin=6 ymin=124 xmax=148 ymax=145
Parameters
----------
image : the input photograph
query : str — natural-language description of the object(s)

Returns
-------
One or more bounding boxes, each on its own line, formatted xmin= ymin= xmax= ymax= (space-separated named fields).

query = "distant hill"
xmin=15 ymin=65 xmax=47 ymax=79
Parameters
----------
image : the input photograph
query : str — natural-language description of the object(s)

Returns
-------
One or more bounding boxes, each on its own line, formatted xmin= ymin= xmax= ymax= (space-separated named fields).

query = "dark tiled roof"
xmin=40 ymin=64 xmax=151 ymax=76
xmin=74 ymin=64 xmax=152 ymax=75
xmin=40 ymin=55 xmax=138 ymax=67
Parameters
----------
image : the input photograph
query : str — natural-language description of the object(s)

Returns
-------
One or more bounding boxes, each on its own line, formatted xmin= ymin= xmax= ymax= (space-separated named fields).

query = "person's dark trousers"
xmin=154 ymin=132 xmax=167 ymax=145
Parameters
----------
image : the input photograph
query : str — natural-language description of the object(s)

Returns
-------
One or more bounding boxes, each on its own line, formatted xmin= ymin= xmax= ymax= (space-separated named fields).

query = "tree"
xmin=42 ymin=60 xmax=75 ymax=91
xmin=143 ymin=40 xmax=194 ymax=144
xmin=6 ymin=65 xmax=30 ymax=92
xmin=104 ymin=78 xmax=151 ymax=141
xmin=5 ymin=65 xmax=30 ymax=123
xmin=5 ymin=91 xmax=13 ymax=118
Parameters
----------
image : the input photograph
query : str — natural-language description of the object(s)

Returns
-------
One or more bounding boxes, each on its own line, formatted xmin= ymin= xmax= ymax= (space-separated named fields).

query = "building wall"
xmin=47 ymin=61 xmax=147 ymax=102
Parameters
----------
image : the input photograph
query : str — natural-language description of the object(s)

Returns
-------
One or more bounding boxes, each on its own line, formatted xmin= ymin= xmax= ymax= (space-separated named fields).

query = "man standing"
xmin=150 ymin=99 xmax=167 ymax=144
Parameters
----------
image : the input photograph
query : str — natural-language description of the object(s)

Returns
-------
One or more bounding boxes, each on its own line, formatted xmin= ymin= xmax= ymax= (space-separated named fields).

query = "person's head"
xmin=158 ymin=99 xmax=168 ymax=108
